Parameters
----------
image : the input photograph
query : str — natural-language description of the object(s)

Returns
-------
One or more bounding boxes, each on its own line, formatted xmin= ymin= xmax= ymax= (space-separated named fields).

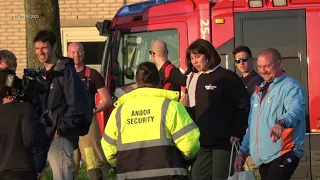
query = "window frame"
xmin=60 ymin=27 xmax=108 ymax=71
xmin=118 ymin=29 xmax=180 ymax=85
xmin=114 ymin=22 xmax=188 ymax=87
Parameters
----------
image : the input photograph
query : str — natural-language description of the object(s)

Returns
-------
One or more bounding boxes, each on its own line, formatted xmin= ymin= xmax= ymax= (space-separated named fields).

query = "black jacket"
xmin=159 ymin=61 xmax=186 ymax=92
xmin=194 ymin=67 xmax=250 ymax=150
xmin=41 ymin=57 xmax=89 ymax=149
xmin=0 ymin=101 xmax=38 ymax=172
xmin=241 ymin=70 xmax=263 ymax=96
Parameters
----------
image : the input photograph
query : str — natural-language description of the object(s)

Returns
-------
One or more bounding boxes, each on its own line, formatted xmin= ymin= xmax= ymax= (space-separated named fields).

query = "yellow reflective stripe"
xmin=117 ymin=168 xmax=188 ymax=180
xmin=116 ymin=99 xmax=172 ymax=151
xmin=117 ymin=139 xmax=174 ymax=151
xmin=84 ymin=147 xmax=97 ymax=170
xmin=116 ymin=104 xmax=124 ymax=144
xmin=103 ymin=133 xmax=117 ymax=145
xmin=172 ymin=122 xmax=198 ymax=141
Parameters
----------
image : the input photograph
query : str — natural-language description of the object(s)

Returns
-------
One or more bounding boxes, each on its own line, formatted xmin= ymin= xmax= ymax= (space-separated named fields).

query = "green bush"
xmin=42 ymin=164 xmax=260 ymax=180
xmin=41 ymin=164 xmax=116 ymax=180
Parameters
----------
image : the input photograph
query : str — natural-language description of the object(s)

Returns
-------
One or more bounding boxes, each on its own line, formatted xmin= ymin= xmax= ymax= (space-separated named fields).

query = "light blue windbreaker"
xmin=240 ymin=73 xmax=306 ymax=167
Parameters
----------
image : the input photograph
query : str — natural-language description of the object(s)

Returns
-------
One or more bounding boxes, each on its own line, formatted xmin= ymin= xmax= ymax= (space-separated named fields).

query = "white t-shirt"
xmin=186 ymin=72 xmax=199 ymax=107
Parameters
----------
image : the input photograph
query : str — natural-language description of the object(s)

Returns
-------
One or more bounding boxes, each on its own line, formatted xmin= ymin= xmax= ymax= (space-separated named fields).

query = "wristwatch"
xmin=276 ymin=119 xmax=286 ymax=128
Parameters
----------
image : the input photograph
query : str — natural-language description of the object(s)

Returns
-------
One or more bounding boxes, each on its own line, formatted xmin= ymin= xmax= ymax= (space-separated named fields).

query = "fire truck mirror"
xmin=96 ymin=20 xmax=111 ymax=36
xmin=123 ymin=67 xmax=134 ymax=80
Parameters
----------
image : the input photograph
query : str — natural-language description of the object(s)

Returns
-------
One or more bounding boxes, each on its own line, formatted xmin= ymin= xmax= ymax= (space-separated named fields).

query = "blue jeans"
xmin=48 ymin=136 xmax=74 ymax=180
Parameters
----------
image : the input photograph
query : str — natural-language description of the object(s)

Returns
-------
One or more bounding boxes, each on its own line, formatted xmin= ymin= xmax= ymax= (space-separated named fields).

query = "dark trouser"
xmin=259 ymin=151 xmax=300 ymax=180
xmin=33 ymin=122 xmax=51 ymax=174
xmin=191 ymin=147 xmax=235 ymax=180
xmin=0 ymin=170 xmax=37 ymax=180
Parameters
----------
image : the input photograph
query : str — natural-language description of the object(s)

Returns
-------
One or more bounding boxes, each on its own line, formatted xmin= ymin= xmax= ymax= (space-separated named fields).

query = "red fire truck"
xmin=96 ymin=0 xmax=320 ymax=179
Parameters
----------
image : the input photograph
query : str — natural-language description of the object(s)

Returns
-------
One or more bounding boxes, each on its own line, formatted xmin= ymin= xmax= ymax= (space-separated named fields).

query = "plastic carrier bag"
xmin=227 ymin=142 xmax=255 ymax=180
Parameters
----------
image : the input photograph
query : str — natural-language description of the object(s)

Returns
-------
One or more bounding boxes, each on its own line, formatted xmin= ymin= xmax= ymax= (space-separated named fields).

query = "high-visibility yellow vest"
xmin=101 ymin=87 xmax=200 ymax=180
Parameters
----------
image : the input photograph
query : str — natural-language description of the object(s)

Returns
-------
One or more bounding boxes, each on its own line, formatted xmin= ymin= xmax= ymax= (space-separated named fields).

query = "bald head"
xmin=68 ymin=42 xmax=85 ymax=66
xmin=258 ymin=48 xmax=282 ymax=63
xmin=257 ymin=48 xmax=283 ymax=82
xmin=151 ymin=40 xmax=168 ymax=56
xmin=68 ymin=42 xmax=84 ymax=52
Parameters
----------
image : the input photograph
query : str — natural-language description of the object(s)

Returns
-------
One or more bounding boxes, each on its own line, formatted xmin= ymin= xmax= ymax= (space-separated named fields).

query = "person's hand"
xmin=230 ymin=136 xmax=240 ymax=144
xmin=54 ymin=131 xmax=60 ymax=138
xmin=37 ymin=173 xmax=42 ymax=180
xmin=234 ymin=155 xmax=245 ymax=172
xmin=179 ymin=93 xmax=189 ymax=107
xmin=270 ymin=124 xmax=284 ymax=143
xmin=41 ymin=110 xmax=53 ymax=126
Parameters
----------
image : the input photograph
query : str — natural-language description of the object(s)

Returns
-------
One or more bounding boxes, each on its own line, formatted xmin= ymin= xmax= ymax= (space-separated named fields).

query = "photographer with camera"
xmin=34 ymin=30 xmax=91 ymax=180
xmin=0 ymin=49 xmax=52 ymax=179
xmin=0 ymin=68 xmax=47 ymax=180
xmin=0 ymin=50 xmax=17 ymax=104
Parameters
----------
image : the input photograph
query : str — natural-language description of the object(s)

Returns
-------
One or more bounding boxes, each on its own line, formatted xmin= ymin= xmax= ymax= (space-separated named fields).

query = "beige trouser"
xmin=245 ymin=156 xmax=256 ymax=171
xmin=73 ymin=115 xmax=109 ymax=180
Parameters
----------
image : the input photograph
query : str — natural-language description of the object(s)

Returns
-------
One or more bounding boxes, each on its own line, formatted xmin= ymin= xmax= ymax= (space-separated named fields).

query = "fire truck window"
xmin=237 ymin=16 xmax=305 ymax=83
xmin=117 ymin=29 xmax=179 ymax=86
xmin=242 ymin=18 xmax=299 ymax=58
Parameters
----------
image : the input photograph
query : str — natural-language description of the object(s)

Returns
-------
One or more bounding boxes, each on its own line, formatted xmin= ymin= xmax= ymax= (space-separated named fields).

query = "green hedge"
xmin=41 ymin=164 xmax=116 ymax=180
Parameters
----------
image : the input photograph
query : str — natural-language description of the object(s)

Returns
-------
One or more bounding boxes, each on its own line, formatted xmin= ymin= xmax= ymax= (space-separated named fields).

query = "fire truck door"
xmin=234 ymin=9 xmax=310 ymax=180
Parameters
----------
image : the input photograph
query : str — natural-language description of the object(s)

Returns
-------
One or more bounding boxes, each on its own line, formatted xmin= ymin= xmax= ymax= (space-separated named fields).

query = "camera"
xmin=1 ymin=68 xmax=64 ymax=127
xmin=5 ymin=68 xmax=63 ymax=103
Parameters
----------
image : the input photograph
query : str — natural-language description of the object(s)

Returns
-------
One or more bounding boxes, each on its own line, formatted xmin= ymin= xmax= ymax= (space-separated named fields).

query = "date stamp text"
xmin=11 ymin=15 xmax=40 ymax=19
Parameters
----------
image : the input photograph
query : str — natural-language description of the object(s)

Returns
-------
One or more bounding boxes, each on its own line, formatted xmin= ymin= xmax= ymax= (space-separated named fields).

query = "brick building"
xmin=0 ymin=0 xmax=144 ymax=76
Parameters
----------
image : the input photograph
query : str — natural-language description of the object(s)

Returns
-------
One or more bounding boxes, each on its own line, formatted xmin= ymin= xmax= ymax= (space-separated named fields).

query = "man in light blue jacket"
xmin=234 ymin=48 xmax=306 ymax=180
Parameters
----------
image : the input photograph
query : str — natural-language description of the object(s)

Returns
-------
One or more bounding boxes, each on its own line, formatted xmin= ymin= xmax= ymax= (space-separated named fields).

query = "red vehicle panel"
xmin=96 ymin=0 xmax=320 ymax=178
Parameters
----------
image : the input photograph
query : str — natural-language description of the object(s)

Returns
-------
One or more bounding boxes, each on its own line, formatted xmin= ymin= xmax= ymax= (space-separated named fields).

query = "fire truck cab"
xmin=96 ymin=0 xmax=320 ymax=179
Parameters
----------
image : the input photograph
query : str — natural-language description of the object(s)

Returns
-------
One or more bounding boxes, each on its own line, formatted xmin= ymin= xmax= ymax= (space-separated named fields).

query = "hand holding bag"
xmin=227 ymin=142 xmax=256 ymax=180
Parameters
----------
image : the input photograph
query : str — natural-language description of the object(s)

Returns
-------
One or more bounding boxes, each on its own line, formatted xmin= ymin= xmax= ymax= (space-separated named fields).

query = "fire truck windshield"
xmin=116 ymin=29 xmax=179 ymax=86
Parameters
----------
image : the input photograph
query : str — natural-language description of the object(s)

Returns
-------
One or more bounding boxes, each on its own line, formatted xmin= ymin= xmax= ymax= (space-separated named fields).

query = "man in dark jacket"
xmin=34 ymin=30 xmax=89 ymax=180
xmin=0 ymin=69 xmax=47 ymax=180
xmin=233 ymin=45 xmax=263 ymax=96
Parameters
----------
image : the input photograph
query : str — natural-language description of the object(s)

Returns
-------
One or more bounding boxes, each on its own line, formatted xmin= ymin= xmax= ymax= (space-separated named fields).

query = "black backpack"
xmin=54 ymin=59 xmax=93 ymax=136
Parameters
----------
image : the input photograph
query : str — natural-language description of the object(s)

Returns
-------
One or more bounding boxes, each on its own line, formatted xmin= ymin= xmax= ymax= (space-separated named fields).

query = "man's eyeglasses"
xmin=235 ymin=57 xmax=249 ymax=64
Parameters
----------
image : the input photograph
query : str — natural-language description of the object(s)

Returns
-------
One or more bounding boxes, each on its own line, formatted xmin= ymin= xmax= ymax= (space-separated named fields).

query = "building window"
xmin=61 ymin=27 xmax=107 ymax=72
xmin=66 ymin=41 xmax=105 ymax=65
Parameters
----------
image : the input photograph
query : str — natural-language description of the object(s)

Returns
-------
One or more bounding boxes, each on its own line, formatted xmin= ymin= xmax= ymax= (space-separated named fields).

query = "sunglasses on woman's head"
xmin=235 ymin=57 xmax=249 ymax=64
